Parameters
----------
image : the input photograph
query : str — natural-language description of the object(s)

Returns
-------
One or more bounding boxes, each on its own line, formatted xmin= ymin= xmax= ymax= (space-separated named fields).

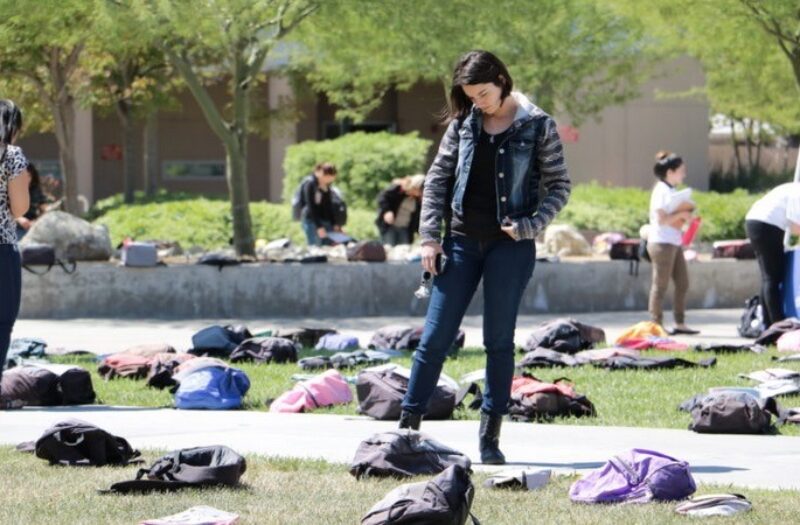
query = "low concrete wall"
xmin=20 ymin=259 xmax=759 ymax=319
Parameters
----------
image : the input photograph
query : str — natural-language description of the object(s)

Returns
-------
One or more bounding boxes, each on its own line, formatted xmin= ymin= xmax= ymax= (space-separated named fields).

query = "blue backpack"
xmin=190 ymin=325 xmax=251 ymax=357
xmin=175 ymin=366 xmax=250 ymax=410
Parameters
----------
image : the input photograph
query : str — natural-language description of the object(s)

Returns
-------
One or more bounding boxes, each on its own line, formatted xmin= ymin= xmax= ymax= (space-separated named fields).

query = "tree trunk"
xmin=51 ymin=93 xmax=80 ymax=214
xmin=116 ymin=100 xmax=137 ymax=204
xmin=730 ymin=118 xmax=743 ymax=177
xmin=143 ymin=110 xmax=159 ymax=196
xmin=227 ymin=57 xmax=255 ymax=257
xmin=165 ymin=48 xmax=256 ymax=257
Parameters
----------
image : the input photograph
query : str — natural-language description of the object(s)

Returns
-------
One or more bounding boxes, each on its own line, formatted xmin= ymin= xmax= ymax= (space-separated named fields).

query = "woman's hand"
xmin=316 ymin=227 xmax=327 ymax=239
xmin=383 ymin=211 xmax=395 ymax=225
xmin=501 ymin=221 xmax=519 ymax=241
xmin=16 ymin=217 xmax=32 ymax=230
xmin=421 ymin=241 xmax=444 ymax=275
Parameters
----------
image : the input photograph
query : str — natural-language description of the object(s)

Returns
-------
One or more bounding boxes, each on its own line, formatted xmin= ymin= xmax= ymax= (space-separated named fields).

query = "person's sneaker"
xmin=0 ymin=397 xmax=25 ymax=410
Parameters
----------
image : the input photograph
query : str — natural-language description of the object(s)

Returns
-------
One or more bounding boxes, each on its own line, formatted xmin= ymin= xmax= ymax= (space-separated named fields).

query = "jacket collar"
xmin=467 ymin=91 xmax=547 ymax=131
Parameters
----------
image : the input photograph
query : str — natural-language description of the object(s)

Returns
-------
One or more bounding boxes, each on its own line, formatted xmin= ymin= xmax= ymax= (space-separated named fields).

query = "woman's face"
xmin=666 ymin=164 xmax=687 ymax=186
xmin=461 ymin=81 xmax=504 ymax=115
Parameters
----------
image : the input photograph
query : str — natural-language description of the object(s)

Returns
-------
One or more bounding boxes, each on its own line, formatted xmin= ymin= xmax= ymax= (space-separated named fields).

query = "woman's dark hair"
xmin=446 ymin=50 xmax=513 ymax=121
xmin=27 ymin=162 xmax=40 ymax=190
xmin=0 ymin=99 xmax=23 ymax=145
xmin=653 ymin=150 xmax=683 ymax=180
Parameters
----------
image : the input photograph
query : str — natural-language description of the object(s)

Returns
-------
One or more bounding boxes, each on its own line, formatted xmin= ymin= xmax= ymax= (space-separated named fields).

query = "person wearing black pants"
xmin=745 ymin=182 xmax=800 ymax=327
xmin=0 ymin=100 xmax=31 ymax=409
xmin=745 ymin=220 xmax=786 ymax=326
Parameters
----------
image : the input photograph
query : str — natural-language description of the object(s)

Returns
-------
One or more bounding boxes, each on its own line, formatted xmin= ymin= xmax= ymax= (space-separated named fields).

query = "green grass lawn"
xmin=1 ymin=446 xmax=799 ymax=525
xmin=48 ymin=345 xmax=800 ymax=435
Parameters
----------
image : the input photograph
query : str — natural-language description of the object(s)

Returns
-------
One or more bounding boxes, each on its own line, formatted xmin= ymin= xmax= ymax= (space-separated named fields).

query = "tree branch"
xmin=165 ymin=47 xmax=232 ymax=143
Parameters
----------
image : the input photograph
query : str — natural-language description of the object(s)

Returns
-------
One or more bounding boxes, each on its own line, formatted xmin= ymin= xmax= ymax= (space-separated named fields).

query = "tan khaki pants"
xmin=647 ymin=242 xmax=689 ymax=325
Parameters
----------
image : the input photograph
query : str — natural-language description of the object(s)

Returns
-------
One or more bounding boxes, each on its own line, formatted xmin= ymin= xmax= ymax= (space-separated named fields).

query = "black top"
xmin=302 ymin=175 xmax=335 ymax=227
xmin=375 ymin=183 xmax=420 ymax=238
xmin=451 ymin=129 xmax=508 ymax=241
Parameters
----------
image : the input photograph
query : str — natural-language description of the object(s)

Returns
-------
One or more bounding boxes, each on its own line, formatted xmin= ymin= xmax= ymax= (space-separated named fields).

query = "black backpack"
xmin=738 ymin=295 xmax=765 ymax=338
xmin=349 ymin=430 xmax=471 ymax=480
xmin=27 ymin=419 xmax=141 ymax=466
xmin=229 ymin=337 xmax=300 ymax=364
xmin=331 ymin=186 xmax=348 ymax=226
xmin=361 ymin=464 xmax=479 ymax=525
xmin=105 ymin=445 xmax=246 ymax=493
xmin=291 ymin=174 xmax=315 ymax=221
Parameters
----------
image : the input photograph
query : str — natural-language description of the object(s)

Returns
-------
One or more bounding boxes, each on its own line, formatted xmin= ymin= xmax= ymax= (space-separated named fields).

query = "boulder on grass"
xmin=21 ymin=211 xmax=112 ymax=261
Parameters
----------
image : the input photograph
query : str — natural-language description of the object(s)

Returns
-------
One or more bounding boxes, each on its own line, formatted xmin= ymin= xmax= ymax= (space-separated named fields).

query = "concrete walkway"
xmin=5 ymin=308 xmax=799 ymax=490
xmin=3 ymin=408 xmax=799 ymax=490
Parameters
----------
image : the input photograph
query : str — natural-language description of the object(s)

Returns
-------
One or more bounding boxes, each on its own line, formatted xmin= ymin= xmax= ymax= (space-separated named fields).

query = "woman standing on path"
xmin=0 ymin=100 xmax=31 ymax=409
xmin=646 ymin=150 xmax=699 ymax=335
xmin=398 ymin=50 xmax=571 ymax=465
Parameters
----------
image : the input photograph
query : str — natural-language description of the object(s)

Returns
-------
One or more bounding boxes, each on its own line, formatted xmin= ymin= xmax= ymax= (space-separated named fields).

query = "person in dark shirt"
xmin=15 ymin=163 xmax=51 ymax=240
xmin=398 ymin=51 xmax=571 ymax=466
xmin=300 ymin=162 xmax=343 ymax=246
xmin=375 ymin=174 xmax=425 ymax=245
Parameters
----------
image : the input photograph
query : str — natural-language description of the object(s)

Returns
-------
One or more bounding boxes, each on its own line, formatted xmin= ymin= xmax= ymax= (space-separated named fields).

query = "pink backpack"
xmin=270 ymin=370 xmax=353 ymax=413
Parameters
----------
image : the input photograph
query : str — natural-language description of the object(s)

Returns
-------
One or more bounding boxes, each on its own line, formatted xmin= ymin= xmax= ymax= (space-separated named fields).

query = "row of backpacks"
xmin=16 ymin=418 xmax=753 ymax=522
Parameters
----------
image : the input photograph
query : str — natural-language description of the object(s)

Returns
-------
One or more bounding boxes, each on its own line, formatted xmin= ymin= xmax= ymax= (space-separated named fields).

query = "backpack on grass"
xmin=350 ymin=430 xmax=471 ymax=480
xmin=569 ymin=448 xmax=696 ymax=504
xmin=361 ymin=464 xmax=479 ymax=525
xmin=105 ymin=445 xmax=246 ymax=493
xmin=27 ymin=419 xmax=141 ymax=467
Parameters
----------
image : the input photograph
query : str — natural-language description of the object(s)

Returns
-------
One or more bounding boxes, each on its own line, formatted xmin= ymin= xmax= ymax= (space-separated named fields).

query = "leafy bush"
xmin=282 ymin=131 xmax=432 ymax=208
xmin=91 ymin=193 xmax=379 ymax=249
xmin=90 ymin=182 xmax=764 ymax=250
xmin=555 ymin=182 xmax=762 ymax=241
xmin=709 ymin=166 xmax=793 ymax=194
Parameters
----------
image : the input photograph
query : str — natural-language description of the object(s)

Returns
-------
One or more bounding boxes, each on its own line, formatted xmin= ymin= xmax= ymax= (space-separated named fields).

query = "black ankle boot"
xmin=398 ymin=410 xmax=422 ymax=430
xmin=479 ymin=411 xmax=505 ymax=465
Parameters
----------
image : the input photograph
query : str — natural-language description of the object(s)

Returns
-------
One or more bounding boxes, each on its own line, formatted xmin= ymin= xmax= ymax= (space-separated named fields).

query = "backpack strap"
xmin=57 ymin=259 xmax=77 ymax=274
xmin=22 ymin=262 xmax=54 ymax=275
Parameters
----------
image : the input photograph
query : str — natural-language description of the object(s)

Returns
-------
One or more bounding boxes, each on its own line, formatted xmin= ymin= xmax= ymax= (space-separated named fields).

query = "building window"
xmin=323 ymin=121 xmax=397 ymax=140
xmin=163 ymin=160 xmax=225 ymax=179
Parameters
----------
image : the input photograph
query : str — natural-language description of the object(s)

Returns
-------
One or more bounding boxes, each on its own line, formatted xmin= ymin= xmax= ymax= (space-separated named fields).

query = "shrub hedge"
xmin=281 ymin=131 xmax=432 ymax=209
xmin=90 ymin=183 xmax=763 ymax=250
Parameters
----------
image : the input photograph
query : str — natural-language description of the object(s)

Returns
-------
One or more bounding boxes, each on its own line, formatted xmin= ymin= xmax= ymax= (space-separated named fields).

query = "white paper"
xmin=140 ymin=505 xmax=239 ymax=525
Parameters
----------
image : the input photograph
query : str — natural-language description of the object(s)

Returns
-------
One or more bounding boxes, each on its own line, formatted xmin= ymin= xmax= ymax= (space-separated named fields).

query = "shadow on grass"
xmin=690 ymin=465 xmax=750 ymax=473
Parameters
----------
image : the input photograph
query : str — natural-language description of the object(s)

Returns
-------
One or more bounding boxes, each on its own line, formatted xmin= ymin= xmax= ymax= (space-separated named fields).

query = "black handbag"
xmin=20 ymin=243 xmax=76 ymax=275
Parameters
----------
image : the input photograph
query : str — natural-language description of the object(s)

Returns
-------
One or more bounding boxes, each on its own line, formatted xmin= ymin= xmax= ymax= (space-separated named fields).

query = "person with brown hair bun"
xmin=647 ymin=150 xmax=699 ymax=335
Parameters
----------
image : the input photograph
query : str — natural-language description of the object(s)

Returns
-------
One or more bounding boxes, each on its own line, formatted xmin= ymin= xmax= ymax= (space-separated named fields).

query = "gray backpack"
xmin=689 ymin=391 xmax=779 ymax=434
xmin=349 ymin=430 xmax=471 ymax=480
xmin=355 ymin=365 xmax=457 ymax=420
xmin=121 ymin=242 xmax=159 ymax=267
xmin=361 ymin=465 xmax=479 ymax=525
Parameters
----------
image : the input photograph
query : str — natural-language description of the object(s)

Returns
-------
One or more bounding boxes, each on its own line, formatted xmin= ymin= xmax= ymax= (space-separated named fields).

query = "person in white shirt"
xmin=745 ymin=183 xmax=800 ymax=326
xmin=646 ymin=150 xmax=699 ymax=334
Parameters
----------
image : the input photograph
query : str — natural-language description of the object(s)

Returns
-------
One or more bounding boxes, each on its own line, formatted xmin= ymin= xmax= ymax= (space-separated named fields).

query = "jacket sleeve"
xmin=418 ymin=119 xmax=460 ymax=244
xmin=514 ymin=117 xmax=571 ymax=240
xmin=303 ymin=177 xmax=322 ymax=227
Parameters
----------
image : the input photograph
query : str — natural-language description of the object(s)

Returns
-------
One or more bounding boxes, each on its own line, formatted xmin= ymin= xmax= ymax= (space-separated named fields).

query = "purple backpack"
xmin=569 ymin=449 xmax=696 ymax=504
